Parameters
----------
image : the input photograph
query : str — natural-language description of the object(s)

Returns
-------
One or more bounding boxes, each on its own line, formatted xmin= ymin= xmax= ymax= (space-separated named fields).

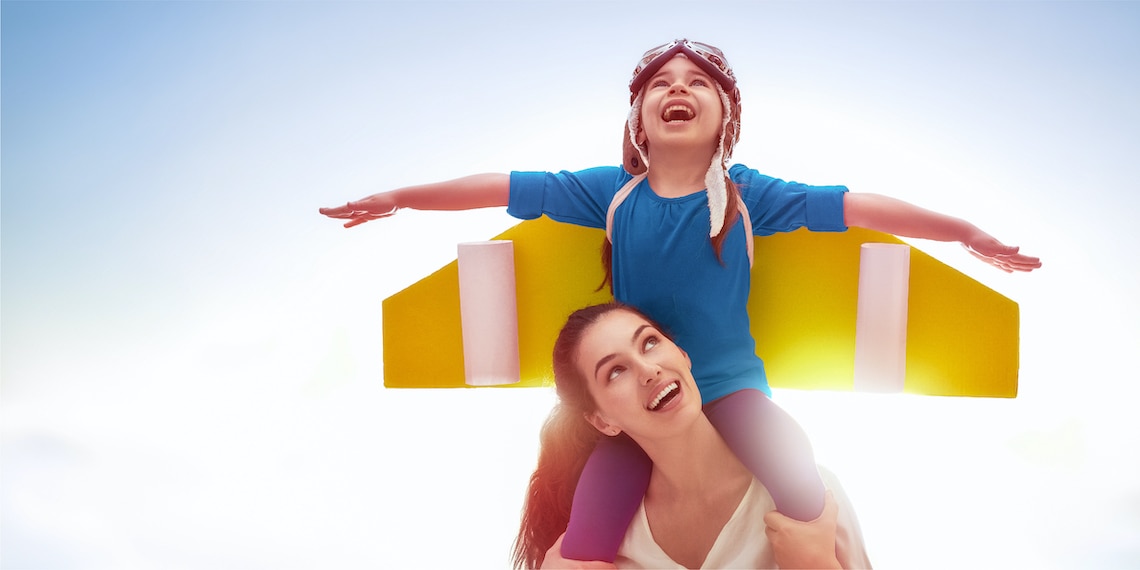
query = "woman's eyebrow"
xmin=593 ymin=354 xmax=616 ymax=380
xmin=592 ymin=324 xmax=652 ymax=379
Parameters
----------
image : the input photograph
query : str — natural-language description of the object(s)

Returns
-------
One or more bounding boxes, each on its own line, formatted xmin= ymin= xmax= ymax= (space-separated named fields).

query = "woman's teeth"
xmin=649 ymin=381 xmax=679 ymax=411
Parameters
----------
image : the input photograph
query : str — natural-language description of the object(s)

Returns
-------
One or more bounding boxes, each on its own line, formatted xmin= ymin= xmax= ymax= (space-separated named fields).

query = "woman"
xmin=513 ymin=303 xmax=872 ymax=569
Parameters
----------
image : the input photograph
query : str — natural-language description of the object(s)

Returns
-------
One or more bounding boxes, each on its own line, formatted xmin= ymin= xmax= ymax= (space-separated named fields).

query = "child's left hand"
xmin=961 ymin=230 xmax=1042 ymax=273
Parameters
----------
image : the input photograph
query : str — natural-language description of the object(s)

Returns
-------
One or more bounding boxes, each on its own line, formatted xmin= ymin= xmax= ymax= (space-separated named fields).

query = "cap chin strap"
xmin=605 ymin=174 xmax=754 ymax=269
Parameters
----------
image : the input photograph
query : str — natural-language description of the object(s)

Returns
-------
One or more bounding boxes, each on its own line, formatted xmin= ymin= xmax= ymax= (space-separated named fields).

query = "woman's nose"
xmin=639 ymin=361 xmax=662 ymax=384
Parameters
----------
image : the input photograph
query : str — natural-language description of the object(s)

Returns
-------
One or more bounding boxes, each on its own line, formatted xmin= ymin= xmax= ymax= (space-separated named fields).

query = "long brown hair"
xmin=511 ymin=303 xmax=653 ymax=569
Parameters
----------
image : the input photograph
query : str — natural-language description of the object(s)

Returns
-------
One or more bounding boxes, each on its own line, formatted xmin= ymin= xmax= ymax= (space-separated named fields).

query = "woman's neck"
xmin=640 ymin=415 xmax=751 ymax=498
xmin=636 ymin=416 xmax=754 ymax=568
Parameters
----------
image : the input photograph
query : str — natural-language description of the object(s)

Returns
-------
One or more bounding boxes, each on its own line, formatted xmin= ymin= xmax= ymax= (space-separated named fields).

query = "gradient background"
xmin=3 ymin=1 xmax=1138 ymax=568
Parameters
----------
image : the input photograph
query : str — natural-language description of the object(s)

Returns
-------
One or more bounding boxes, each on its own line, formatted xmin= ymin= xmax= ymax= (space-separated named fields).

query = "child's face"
xmin=638 ymin=55 xmax=724 ymax=158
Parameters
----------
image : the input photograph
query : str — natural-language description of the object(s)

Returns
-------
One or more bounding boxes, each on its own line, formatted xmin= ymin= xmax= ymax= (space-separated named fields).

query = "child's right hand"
xmin=319 ymin=193 xmax=398 ymax=228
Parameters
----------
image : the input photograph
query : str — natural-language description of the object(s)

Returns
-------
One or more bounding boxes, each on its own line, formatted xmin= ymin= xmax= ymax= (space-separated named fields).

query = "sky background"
xmin=3 ymin=1 xmax=1139 ymax=568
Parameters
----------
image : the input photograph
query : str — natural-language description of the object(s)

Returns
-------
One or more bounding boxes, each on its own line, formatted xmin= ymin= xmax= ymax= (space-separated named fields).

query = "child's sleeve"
xmin=507 ymin=167 xmax=625 ymax=229
xmin=730 ymin=164 xmax=848 ymax=236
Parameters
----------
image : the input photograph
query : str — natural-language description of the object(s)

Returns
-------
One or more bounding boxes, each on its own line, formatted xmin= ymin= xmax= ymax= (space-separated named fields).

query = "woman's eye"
xmin=644 ymin=337 xmax=659 ymax=351
xmin=608 ymin=366 xmax=625 ymax=382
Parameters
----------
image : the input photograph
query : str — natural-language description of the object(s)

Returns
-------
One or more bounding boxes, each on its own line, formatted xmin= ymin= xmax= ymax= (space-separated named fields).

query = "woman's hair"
xmin=511 ymin=303 xmax=656 ymax=569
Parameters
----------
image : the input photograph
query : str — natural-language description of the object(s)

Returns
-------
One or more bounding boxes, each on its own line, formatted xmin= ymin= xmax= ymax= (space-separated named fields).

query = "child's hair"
xmin=511 ymin=302 xmax=662 ymax=569
xmin=604 ymin=40 xmax=745 ymax=291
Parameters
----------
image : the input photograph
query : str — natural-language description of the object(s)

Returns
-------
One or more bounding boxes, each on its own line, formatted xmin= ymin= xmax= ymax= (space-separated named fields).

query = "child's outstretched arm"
xmin=843 ymin=192 xmax=1042 ymax=273
xmin=319 ymin=173 xmax=510 ymax=228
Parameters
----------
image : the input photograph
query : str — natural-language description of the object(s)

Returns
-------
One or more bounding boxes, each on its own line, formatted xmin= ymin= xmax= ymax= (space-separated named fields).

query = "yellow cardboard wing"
xmin=382 ymin=217 xmax=1018 ymax=397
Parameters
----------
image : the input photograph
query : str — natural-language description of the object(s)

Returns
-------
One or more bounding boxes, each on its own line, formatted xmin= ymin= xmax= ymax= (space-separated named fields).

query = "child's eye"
xmin=651 ymin=79 xmax=669 ymax=88
xmin=690 ymin=78 xmax=709 ymax=87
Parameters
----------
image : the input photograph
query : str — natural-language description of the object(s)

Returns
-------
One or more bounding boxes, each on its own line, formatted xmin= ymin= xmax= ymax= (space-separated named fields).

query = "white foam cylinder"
xmin=853 ymin=243 xmax=911 ymax=393
xmin=457 ymin=241 xmax=521 ymax=386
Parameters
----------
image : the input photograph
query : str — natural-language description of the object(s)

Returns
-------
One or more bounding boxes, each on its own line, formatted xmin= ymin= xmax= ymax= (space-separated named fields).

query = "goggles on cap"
xmin=629 ymin=39 xmax=738 ymax=103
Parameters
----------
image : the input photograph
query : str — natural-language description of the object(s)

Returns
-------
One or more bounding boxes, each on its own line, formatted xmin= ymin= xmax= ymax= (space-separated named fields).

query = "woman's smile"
xmin=647 ymin=380 xmax=681 ymax=411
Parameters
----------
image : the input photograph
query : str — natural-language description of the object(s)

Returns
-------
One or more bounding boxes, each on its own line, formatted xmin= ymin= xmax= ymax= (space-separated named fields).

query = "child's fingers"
xmin=962 ymin=244 xmax=1042 ymax=272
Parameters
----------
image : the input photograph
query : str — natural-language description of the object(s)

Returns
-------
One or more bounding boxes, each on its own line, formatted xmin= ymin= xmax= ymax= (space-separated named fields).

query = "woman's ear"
xmin=585 ymin=411 xmax=622 ymax=437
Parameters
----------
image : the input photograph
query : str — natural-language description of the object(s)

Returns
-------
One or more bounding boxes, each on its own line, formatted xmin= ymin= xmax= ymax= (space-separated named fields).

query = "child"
xmin=321 ymin=39 xmax=1040 ymax=564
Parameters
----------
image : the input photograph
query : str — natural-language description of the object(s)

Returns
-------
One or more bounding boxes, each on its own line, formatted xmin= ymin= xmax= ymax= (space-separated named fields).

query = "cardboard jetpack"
xmin=382 ymin=216 xmax=1018 ymax=398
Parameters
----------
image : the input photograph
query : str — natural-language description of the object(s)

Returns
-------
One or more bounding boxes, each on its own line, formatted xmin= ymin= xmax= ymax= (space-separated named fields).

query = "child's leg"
xmin=561 ymin=434 xmax=652 ymax=562
xmin=704 ymin=389 xmax=826 ymax=521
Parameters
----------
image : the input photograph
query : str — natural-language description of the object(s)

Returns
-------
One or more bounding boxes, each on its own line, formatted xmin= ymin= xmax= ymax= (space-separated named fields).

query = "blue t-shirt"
xmin=508 ymin=164 xmax=848 ymax=403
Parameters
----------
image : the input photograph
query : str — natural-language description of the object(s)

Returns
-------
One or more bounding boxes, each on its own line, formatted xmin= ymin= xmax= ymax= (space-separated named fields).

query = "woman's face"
xmin=575 ymin=309 xmax=702 ymax=441
xmin=638 ymin=54 xmax=724 ymax=155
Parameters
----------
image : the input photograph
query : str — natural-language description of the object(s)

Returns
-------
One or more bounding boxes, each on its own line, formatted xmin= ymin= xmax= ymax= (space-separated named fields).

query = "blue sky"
xmin=3 ymin=1 xmax=1139 ymax=568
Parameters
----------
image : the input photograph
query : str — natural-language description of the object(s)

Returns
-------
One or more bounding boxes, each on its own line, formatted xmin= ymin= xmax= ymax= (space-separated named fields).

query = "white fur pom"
xmin=705 ymin=150 xmax=727 ymax=237
xmin=628 ymin=93 xmax=650 ymax=170
xmin=706 ymin=85 xmax=733 ymax=238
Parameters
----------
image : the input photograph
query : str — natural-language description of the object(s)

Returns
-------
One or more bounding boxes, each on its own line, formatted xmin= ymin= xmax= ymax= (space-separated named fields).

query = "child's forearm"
xmin=843 ymin=192 xmax=977 ymax=243
xmin=841 ymin=191 xmax=1041 ymax=272
xmin=321 ymin=173 xmax=511 ymax=228
xmin=391 ymin=173 xmax=510 ymax=211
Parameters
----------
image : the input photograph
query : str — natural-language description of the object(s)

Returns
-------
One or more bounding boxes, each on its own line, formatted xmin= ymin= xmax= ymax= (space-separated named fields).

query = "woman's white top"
xmin=614 ymin=468 xmax=872 ymax=569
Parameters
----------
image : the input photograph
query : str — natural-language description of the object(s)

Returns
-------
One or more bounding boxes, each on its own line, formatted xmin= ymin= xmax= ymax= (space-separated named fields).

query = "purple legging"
xmin=560 ymin=388 xmax=825 ymax=562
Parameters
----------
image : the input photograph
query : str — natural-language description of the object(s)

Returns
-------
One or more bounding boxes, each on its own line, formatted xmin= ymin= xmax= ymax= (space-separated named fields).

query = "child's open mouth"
xmin=662 ymin=105 xmax=695 ymax=123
